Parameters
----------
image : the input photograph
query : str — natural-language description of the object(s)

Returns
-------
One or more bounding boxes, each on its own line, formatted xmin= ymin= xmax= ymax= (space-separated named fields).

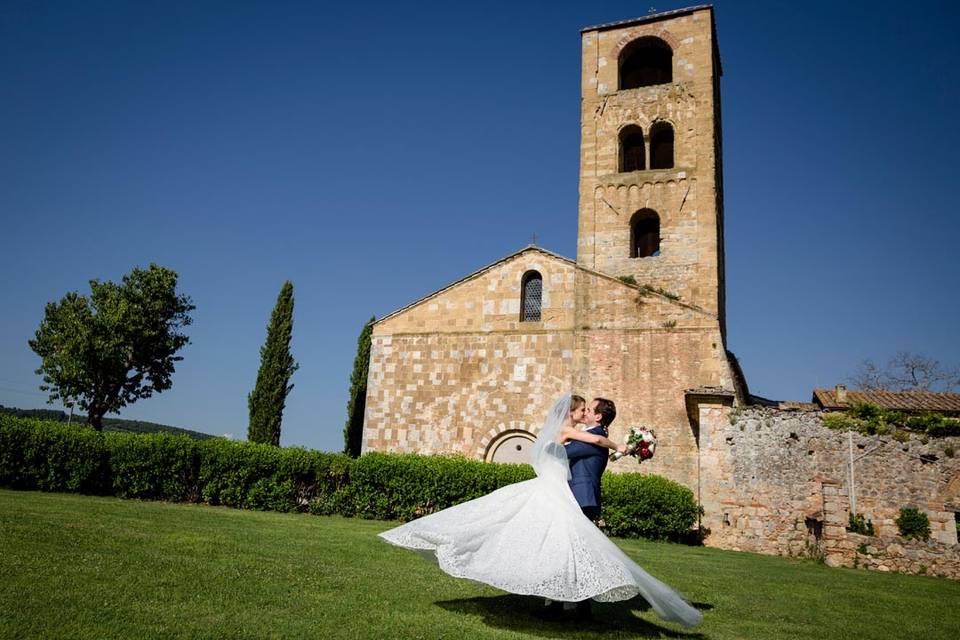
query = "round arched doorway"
xmin=485 ymin=429 xmax=536 ymax=464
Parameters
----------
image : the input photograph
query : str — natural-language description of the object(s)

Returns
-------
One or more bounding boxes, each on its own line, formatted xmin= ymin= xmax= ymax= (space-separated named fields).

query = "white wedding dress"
xmin=378 ymin=395 xmax=702 ymax=628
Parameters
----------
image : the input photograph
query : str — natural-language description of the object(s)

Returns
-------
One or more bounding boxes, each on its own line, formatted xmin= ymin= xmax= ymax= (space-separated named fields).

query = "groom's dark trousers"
xmin=565 ymin=426 xmax=609 ymax=522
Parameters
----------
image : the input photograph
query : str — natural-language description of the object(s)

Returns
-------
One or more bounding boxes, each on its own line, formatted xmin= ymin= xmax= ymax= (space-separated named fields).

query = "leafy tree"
xmin=343 ymin=317 xmax=375 ymax=457
xmin=247 ymin=281 xmax=298 ymax=446
xmin=849 ymin=351 xmax=960 ymax=392
xmin=29 ymin=264 xmax=195 ymax=431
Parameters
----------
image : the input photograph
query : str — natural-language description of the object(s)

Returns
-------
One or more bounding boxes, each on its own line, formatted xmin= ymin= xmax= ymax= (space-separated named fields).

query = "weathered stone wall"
xmin=572 ymin=268 xmax=735 ymax=490
xmin=363 ymin=251 xmax=578 ymax=458
xmin=579 ymin=8 xmax=723 ymax=317
xmin=847 ymin=531 xmax=960 ymax=580
xmin=697 ymin=405 xmax=960 ymax=578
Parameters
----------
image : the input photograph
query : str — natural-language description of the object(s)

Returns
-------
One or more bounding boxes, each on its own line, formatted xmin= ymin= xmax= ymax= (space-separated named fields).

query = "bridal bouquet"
xmin=609 ymin=427 xmax=657 ymax=464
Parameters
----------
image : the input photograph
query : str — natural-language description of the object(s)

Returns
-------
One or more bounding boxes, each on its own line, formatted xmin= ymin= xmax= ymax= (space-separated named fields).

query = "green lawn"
xmin=0 ymin=490 xmax=957 ymax=639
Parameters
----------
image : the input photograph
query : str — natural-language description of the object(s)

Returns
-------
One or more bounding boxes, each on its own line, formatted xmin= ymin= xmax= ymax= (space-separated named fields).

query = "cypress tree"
xmin=247 ymin=281 xmax=298 ymax=446
xmin=344 ymin=316 xmax=375 ymax=457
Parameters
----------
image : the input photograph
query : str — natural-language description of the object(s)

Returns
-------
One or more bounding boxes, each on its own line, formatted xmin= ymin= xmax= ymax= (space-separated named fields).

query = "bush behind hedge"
xmin=1 ymin=415 xmax=701 ymax=541
xmin=601 ymin=472 xmax=702 ymax=540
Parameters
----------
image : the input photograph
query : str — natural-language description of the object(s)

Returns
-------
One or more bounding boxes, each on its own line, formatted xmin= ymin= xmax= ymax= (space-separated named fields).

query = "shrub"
xmin=601 ymin=473 xmax=702 ymax=541
xmin=896 ymin=507 xmax=931 ymax=541
xmin=0 ymin=416 xmax=108 ymax=493
xmin=334 ymin=452 xmax=535 ymax=521
xmin=849 ymin=402 xmax=882 ymax=421
xmin=106 ymin=431 xmax=199 ymax=501
xmin=924 ymin=418 xmax=960 ymax=438
xmin=848 ymin=512 xmax=875 ymax=536
xmin=823 ymin=404 xmax=960 ymax=439
xmin=197 ymin=439 xmax=349 ymax=512
xmin=822 ymin=412 xmax=864 ymax=432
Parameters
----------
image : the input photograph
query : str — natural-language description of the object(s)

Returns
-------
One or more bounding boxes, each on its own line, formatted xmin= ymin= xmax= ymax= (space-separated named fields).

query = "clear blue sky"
xmin=2 ymin=1 xmax=958 ymax=450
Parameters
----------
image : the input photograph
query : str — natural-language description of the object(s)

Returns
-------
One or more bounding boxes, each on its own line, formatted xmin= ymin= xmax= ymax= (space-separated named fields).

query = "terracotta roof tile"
xmin=813 ymin=387 xmax=960 ymax=415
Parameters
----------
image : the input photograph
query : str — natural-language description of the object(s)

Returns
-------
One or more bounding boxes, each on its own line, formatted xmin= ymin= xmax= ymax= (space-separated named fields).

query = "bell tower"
xmin=578 ymin=5 xmax=726 ymax=331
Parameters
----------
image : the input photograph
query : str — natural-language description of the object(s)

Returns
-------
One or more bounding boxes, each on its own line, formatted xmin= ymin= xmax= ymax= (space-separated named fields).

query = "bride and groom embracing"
xmin=379 ymin=394 xmax=702 ymax=628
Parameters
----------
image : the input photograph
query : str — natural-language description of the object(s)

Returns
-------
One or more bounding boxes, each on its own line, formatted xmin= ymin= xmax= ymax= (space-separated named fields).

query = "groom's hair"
xmin=593 ymin=398 xmax=616 ymax=428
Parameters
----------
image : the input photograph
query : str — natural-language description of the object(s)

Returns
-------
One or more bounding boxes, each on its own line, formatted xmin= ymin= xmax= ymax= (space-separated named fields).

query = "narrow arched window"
xmin=520 ymin=271 xmax=542 ymax=322
xmin=630 ymin=210 xmax=660 ymax=258
xmin=619 ymin=125 xmax=645 ymax=172
xmin=649 ymin=122 xmax=674 ymax=169
xmin=619 ymin=37 xmax=673 ymax=90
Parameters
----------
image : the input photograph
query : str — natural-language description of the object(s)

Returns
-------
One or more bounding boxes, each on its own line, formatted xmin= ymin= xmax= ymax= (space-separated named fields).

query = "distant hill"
xmin=0 ymin=405 xmax=218 ymax=440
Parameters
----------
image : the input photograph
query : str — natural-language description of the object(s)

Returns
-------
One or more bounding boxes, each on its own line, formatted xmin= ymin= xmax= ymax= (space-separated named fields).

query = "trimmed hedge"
xmin=107 ymin=431 xmax=199 ymax=501
xmin=0 ymin=415 xmax=701 ymax=541
xmin=601 ymin=473 xmax=702 ymax=541
xmin=0 ymin=417 xmax=109 ymax=493
xmin=318 ymin=452 xmax=535 ymax=520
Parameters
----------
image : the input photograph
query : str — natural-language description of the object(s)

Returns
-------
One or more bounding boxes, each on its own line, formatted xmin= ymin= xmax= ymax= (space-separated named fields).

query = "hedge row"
xmin=0 ymin=415 xmax=701 ymax=540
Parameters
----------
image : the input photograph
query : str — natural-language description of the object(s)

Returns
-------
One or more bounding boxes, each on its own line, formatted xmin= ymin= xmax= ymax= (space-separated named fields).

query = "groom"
xmin=565 ymin=397 xmax=617 ymax=522
xmin=563 ymin=397 xmax=618 ymax=621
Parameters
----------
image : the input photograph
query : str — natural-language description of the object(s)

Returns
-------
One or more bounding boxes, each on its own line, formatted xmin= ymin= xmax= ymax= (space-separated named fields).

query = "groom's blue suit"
xmin=564 ymin=425 xmax=608 ymax=521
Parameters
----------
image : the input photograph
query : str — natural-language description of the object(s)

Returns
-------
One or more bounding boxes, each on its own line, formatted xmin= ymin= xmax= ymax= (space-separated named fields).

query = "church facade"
xmin=362 ymin=5 xmax=743 ymax=494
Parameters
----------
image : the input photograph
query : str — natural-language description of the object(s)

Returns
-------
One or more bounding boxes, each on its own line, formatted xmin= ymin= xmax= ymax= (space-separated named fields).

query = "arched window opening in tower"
xmin=619 ymin=37 xmax=673 ymax=90
xmin=520 ymin=271 xmax=542 ymax=322
xmin=619 ymin=125 xmax=646 ymax=172
xmin=649 ymin=122 xmax=674 ymax=169
xmin=631 ymin=210 xmax=661 ymax=258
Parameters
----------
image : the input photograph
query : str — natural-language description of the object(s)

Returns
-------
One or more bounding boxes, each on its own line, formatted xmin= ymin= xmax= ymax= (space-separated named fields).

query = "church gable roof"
xmin=375 ymin=244 xmax=717 ymax=335
xmin=374 ymin=245 xmax=576 ymax=331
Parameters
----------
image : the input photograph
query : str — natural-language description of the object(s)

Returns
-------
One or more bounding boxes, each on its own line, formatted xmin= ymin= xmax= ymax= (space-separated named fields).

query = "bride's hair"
xmin=570 ymin=395 xmax=586 ymax=410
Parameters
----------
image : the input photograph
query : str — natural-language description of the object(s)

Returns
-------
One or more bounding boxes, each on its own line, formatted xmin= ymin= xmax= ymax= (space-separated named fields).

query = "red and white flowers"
xmin=610 ymin=427 xmax=658 ymax=464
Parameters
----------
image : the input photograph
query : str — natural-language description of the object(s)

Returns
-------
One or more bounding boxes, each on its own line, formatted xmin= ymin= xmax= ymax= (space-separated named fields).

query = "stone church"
xmin=361 ymin=5 xmax=743 ymax=495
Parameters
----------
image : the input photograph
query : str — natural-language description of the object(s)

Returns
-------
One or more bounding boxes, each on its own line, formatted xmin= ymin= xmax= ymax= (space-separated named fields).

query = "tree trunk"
xmin=87 ymin=407 xmax=104 ymax=431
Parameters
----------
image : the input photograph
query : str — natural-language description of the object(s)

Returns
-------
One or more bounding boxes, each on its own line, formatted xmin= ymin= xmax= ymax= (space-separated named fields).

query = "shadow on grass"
xmin=436 ymin=594 xmax=710 ymax=638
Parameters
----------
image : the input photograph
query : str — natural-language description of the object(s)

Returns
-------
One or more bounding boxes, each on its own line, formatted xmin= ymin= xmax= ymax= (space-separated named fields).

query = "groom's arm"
xmin=565 ymin=427 xmax=624 ymax=453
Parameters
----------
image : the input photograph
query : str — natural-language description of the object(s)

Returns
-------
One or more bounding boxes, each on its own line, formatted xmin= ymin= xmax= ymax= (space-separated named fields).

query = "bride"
xmin=378 ymin=394 xmax=702 ymax=628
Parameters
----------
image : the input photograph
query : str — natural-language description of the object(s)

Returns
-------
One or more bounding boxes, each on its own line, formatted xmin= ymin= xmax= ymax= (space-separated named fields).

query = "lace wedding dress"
xmin=378 ymin=395 xmax=702 ymax=628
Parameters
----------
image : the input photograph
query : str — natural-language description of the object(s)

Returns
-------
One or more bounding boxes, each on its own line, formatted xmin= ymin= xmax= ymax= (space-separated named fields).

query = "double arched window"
xmin=631 ymin=210 xmax=660 ymax=258
xmin=619 ymin=37 xmax=673 ymax=90
xmin=520 ymin=271 xmax=542 ymax=322
xmin=619 ymin=125 xmax=645 ymax=172
xmin=649 ymin=122 xmax=674 ymax=169
xmin=618 ymin=122 xmax=674 ymax=172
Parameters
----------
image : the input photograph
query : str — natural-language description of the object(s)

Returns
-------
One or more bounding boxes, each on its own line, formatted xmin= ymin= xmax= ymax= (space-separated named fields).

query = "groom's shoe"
xmin=536 ymin=600 xmax=565 ymax=621
xmin=574 ymin=600 xmax=593 ymax=622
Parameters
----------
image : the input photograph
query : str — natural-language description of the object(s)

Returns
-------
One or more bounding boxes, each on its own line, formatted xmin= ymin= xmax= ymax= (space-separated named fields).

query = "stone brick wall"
xmin=847 ymin=532 xmax=960 ymax=580
xmin=572 ymin=269 xmax=734 ymax=490
xmin=363 ymin=250 xmax=578 ymax=458
xmin=695 ymin=404 xmax=960 ymax=578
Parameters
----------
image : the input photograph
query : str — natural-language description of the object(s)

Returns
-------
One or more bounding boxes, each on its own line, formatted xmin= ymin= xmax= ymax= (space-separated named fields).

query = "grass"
xmin=0 ymin=490 xmax=958 ymax=639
